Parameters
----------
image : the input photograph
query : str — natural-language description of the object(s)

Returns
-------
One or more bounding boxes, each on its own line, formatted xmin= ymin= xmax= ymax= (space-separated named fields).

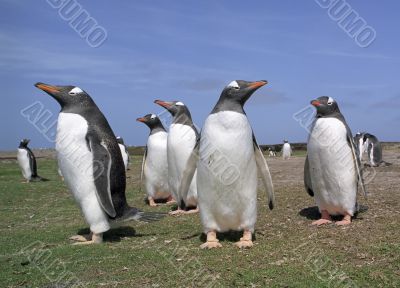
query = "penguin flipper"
xmin=347 ymin=133 xmax=367 ymax=198
xmin=139 ymin=146 xmax=147 ymax=193
xmin=253 ymin=135 xmax=275 ymax=210
xmin=86 ymin=135 xmax=117 ymax=218
xmin=178 ymin=139 xmax=200 ymax=207
xmin=304 ymin=155 xmax=314 ymax=197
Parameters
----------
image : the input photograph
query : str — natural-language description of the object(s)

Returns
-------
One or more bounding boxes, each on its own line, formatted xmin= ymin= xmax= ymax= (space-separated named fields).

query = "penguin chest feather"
xmin=198 ymin=111 xmax=257 ymax=232
xmin=56 ymin=112 xmax=110 ymax=233
xmin=308 ymin=118 xmax=357 ymax=215
xmin=167 ymin=124 xmax=197 ymax=204
xmin=17 ymin=149 xmax=32 ymax=180
xmin=145 ymin=132 xmax=169 ymax=198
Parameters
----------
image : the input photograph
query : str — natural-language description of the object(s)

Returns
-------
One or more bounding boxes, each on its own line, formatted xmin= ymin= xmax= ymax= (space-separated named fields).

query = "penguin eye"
xmin=327 ymin=101 xmax=333 ymax=105
xmin=150 ymin=114 xmax=156 ymax=119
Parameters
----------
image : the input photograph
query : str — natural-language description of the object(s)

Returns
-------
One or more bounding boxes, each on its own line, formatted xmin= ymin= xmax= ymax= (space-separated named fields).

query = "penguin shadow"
xmin=299 ymin=206 xmax=320 ymax=220
xmin=76 ymin=226 xmax=158 ymax=243
xmin=199 ymin=231 xmax=256 ymax=243
xmin=143 ymin=197 xmax=172 ymax=206
xmin=299 ymin=206 xmax=368 ymax=222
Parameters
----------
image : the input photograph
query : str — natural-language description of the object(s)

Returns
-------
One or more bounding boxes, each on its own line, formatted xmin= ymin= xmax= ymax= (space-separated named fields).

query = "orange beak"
xmin=248 ymin=80 xmax=268 ymax=89
xmin=35 ymin=83 xmax=60 ymax=94
xmin=311 ymin=100 xmax=321 ymax=107
xmin=154 ymin=100 xmax=172 ymax=108
xmin=136 ymin=117 xmax=146 ymax=123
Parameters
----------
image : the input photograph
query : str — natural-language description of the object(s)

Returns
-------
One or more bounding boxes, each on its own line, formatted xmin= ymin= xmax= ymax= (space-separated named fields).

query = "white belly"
xmin=56 ymin=112 xmax=110 ymax=233
xmin=118 ymin=144 xmax=129 ymax=171
xmin=144 ymin=131 xmax=170 ymax=199
xmin=198 ymin=111 xmax=257 ymax=233
xmin=167 ymin=123 xmax=197 ymax=206
xmin=282 ymin=143 xmax=291 ymax=159
xmin=17 ymin=149 xmax=32 ymax=180
xmin=308 ymin=118 xmax=357 ymax=215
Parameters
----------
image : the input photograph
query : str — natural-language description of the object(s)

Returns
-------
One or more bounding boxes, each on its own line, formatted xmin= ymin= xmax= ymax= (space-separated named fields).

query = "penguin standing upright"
xmin=179 ymin=80 xmax=275 ymax=249
xmin=304 ymin=96 xmax=366 ymax=226
xmin=354 ymin=132 xmax=368 ymax=161
xmin=137 ymin=114 xmax=172 ymax=207
xmin=17 ymin=139 xmax=47 ymax=182
xmin=35 ymin=83 xmax=164 ymax=244
xmin=282 ymin=140 xmax=292 ymax=160
xmin=116 ymin=136 xmax=130 ymax=171
xmin=154 ymin=100 xmax=199 ymax=215
xmin=363 ymin=133 xmax=383 ymax=167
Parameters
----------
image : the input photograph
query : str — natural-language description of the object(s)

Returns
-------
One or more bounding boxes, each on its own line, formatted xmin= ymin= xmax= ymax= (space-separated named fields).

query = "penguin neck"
xmin=172 ymin=112 xmax=194 ymax=126
xmin=211 ymin=97 xmax=245 ymax=115
xmin=150 ymin=125 xmax=166 ymax=135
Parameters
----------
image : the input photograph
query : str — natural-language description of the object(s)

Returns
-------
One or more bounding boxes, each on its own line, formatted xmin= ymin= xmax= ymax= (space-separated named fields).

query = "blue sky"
xmin=1 ymin=0 xmax=399 ymax=150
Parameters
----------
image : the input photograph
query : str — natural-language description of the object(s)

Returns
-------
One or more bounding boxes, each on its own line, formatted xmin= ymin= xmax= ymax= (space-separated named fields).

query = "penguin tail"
xmin=31 ymin=176 xmax=49 ymax=182
xmin=121 ymin=207 xmax=166 ymax=223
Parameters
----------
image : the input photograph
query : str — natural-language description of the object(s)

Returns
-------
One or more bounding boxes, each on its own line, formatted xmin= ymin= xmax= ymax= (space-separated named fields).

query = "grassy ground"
xmin=0 ymin=149 xmax=399 ymax=287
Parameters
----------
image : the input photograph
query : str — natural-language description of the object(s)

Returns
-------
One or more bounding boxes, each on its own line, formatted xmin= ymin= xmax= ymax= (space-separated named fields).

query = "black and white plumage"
xmin=354 ymin=132 xmax=368 ymax=161
xmin=282 ymin=140 xmax=292 ymax=160
xmin=35 ymin=83 xmax=164 ymax=244
xmin=154 ymin=100 xmax=199 ymax=213
xmin=363 ymin=133 xmax=382 ymax=167
xmin=17 ymin=139 xmax=47 ymax=182
xmin=137 ymin=114 xmax=171 ymax=206
xmin=304 ymin=96 xmax=366 ymax=226
xmin=179 ymin=80 xmax=275 ymax=248
xmin=116 ymin=137 xmax=130 ymax=171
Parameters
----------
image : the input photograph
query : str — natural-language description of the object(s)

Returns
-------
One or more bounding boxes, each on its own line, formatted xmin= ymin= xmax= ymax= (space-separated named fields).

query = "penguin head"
xmin=220 ymin=80 xmax=268 ymax=105
xmin=136 ymin=113 xmax=164 ymax=130
xmin=154 ymin=100 xmax=192 ymax=120
xmin=116 ymin=137 xmax=125 ymax=145
xmin=19 ymin=139 xmax=30 ymax=148
xmin=35 ymin=83 xmax=93 ymax=108
xmin=311 ymin=96 xmax=340 ymax=117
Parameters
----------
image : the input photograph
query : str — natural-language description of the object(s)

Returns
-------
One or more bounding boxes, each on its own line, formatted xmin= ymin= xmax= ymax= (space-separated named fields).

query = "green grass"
xmin=0 ymin=155 xmax=399 ymax=288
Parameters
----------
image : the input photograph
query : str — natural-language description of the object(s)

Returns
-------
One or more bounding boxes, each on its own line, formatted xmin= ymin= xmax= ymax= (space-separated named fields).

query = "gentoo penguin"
xmin=136 ymin=114 xmax=172 ymax=207
xmin=17 ymin=139 xmax=47 ymax=182
xmin=154 ymin=100 xmax=199 ymax=215
xmin=116 ymin=137 xmax=130 ymax=171
xmin=35 ymin=82 xmax=164 ymax=244
xmin=363 ymin=133 xmax=383 ymax=167
xmin=304 ymin=96 xmax=366 ymax=226
xmin=282 ymin=140 xmax=292 ymax=160
xmin=354 ymin=132 xmax=368 ymax=161
xmin=179 ymin=80 xmax=275 ymax=249
xmin=268 ymin=146 xmax=277 ymax=157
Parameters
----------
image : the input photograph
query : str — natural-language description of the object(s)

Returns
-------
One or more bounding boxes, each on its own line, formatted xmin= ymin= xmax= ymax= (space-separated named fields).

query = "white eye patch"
xmin=175 ymin=101 xmax=184 ymax=106
xmin=150 ymin=114 xmax=156 ymax=119
xmin=227 ymin=80 xmax=239 ymax=89
xmin=69 ymin=87 xmax=83 ymax=95
xmin=327 ymin=96 xmax=334 ymax=105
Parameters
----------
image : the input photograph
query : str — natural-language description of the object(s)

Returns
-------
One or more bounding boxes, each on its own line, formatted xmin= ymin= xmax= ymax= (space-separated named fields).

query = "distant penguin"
xmin=304 ymin=96 xmax=366 ymax=226
xmin=179 ymin=80 xmax=275 ymax=249
xmin=17 ymin=139 xmax=47 ymax=182
xmin=116 ymin=137 xmax=130 ymax=171
xmin=363 ymin=133 xmax=383 ymax=167
xmin=268 ymin=146 xmax=277 ymax=157
xmin=282 ymin=140 xmax=292 ymax=160
xmin=154 ymin=100 xmax=199 ymax=215
xmin=137 ymin=114 xmax=172 ymax=207
xmin=354 ymin=132 xmax=368 ymax=161
xmin=35 ymin=82 xmax=164 ymax=244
